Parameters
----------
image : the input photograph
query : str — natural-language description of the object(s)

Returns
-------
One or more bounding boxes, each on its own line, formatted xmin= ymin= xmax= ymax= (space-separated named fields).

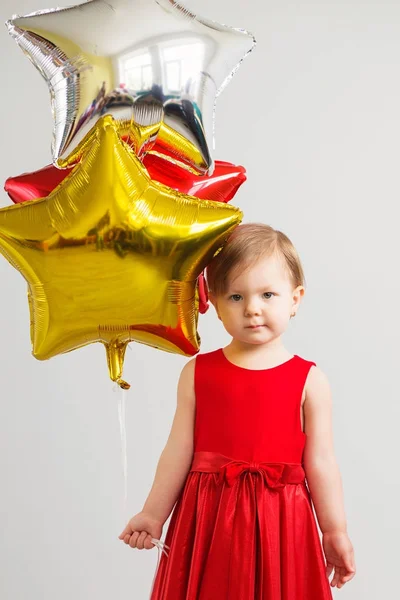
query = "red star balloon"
xmin=5 ymin=157 xmax=246 ymax=205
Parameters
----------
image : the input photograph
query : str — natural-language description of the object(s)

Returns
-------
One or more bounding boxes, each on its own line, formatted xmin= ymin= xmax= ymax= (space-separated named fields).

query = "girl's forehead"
xmin=229 ymin=254 xmax=290 ymax=286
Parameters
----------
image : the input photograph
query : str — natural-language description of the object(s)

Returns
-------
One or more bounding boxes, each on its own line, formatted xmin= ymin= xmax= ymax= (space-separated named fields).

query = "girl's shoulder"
xmin=180 ymin=348 xmax=220 ymax=378
xmin=196 ymin=347 xmax=221 ymax=357
xmin=295 ymin=354 xmax=319 ymax=383
xmin=295 ymin=353 xmax=317 ymax=367
xmin=194 ymin=348 xmax=221 ymax=364
xmin=192 ymin=348 xmax=223 ymax=377
xmin=303 ymin=362 xmax=331 ymax=407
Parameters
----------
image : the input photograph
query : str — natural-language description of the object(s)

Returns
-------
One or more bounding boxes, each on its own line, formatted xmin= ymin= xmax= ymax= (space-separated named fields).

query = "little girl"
xmin=119 ymin=222 xmax=356 ymax=599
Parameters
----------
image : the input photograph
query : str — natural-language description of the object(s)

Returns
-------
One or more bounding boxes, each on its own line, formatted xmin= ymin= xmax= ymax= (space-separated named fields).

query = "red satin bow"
xmin=220 ymin=461 xmax=286 ymax=488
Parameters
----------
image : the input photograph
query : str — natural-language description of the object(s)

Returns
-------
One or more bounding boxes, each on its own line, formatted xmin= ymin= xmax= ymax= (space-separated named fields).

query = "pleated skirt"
xmin=150 ymin=451 xmax=333 ymax=600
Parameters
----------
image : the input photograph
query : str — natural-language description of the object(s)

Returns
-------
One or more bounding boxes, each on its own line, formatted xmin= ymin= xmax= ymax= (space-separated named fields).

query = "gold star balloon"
xmin=7 ymin=0 xmax=256 ymax=174
xmin=0 ymin=116 xmax=242 ymax=388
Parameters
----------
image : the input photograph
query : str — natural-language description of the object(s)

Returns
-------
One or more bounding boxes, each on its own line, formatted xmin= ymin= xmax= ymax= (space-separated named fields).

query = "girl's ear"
xmin=293 ymin=285 xmax=305 ymax=304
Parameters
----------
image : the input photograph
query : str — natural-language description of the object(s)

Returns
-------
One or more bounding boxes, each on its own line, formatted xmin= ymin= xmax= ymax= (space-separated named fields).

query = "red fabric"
xmin=150 ymin=349 xmax=333 ymax=599
xmin=192 ymin=453 xmax=306 ymax=488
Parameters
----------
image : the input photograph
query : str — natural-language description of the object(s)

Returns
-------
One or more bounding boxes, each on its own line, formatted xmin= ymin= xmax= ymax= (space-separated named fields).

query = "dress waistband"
xmin=190 ymin=451 xmax=305 ymax=488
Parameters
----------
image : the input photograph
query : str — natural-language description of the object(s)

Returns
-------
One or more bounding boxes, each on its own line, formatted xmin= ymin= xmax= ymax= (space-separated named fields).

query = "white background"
xmin=1 ymin=1 xmax=398 ymax=598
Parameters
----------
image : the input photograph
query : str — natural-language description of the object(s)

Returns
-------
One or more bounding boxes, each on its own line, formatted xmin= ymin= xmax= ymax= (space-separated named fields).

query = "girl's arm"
xmin=140 ymin=357 xmax=196 ymax=524
xmin=303 ymin=365 xmax=347 ymax=533
xmin=303 ymin=365 xmax=356 ymax=588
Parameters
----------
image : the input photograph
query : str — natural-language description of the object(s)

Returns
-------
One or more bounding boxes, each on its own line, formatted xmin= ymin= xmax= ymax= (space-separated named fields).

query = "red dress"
xmin=150 ymin=348 xmax=333 ymax=599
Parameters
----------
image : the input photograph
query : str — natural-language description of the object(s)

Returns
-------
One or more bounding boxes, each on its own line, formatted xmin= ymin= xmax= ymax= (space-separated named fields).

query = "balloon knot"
xmin=117 ymin=378 xmax=130 ymax=390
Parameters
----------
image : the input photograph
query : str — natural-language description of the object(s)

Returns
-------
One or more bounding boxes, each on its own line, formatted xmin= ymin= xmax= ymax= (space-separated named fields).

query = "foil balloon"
xmin=142 ymin=156 xmax=247 ymax=202
xmin=0 ymin=116 xmax=242 ymax=389
xmin=5 ymin=155 xmax=246 ymax=316
xmin=5 ymin=157 xmax=247 ymax=205
xmin=5 ymin=155 xmax=245 ymax=316
xmin=197 ymin=272 xmax=209 ymax=315
xmin=6 ymin=0 xmax=256 ymax=174
xmin=5 ymin=163 xmax=69 ymax=204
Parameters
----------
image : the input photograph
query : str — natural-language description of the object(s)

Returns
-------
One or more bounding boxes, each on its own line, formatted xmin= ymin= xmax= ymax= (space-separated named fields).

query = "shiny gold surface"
xmin=0 ymin=117 xmax=242 ymax=388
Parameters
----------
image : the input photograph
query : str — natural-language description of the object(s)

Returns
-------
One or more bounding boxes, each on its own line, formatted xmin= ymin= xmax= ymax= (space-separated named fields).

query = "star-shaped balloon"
xmin=4 ymin=152 xmax=246 ymax=317
xmin=7 ymin=0 xmax=256 ymax=174
xmin=0 ymin=116 xmax=242 ymax=388
xmin=5 ymin=156 xmax=247 ymax=205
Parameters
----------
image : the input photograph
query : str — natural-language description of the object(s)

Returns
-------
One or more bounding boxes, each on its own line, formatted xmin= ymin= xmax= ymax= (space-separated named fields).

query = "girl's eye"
xmin=229 ymin=294 xmax=242 ymax=302
xmin=263 ymin=292 xmax=274 ymax=299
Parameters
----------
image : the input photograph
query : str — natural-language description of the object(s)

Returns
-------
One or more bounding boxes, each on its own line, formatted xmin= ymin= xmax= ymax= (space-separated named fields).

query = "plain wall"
xmin=1 ymin=1 xmax=398 ymax=598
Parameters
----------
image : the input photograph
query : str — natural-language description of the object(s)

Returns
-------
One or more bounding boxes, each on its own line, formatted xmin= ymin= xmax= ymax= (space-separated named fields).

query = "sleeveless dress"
xmin=150 ymin=348 xmax=333 ymax=599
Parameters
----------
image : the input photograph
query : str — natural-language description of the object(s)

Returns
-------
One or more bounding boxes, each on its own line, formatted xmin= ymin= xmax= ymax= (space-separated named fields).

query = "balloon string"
xmin=117 ymin=385 xmax=128 ymax=513
xmin=149 ymin=539 xmax=171 ymax=598
xmin=114 ymin=383 xmax=170 ymax=597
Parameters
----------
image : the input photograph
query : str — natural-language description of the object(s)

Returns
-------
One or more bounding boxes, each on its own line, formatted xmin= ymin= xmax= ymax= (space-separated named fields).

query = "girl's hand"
xmin=322 ymin=530 xmax=356 ymax=588
xmin=118 ymin=511 xmax=163 ymax=550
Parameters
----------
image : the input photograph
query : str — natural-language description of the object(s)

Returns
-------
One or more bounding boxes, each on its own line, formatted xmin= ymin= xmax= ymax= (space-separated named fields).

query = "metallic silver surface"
xmin=7 ymin=0 xmax=256 ymax=174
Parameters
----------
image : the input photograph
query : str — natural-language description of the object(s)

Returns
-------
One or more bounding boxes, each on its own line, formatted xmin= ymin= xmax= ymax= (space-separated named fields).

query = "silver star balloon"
xmin=6 ymin=0 xmax=256 ymax=174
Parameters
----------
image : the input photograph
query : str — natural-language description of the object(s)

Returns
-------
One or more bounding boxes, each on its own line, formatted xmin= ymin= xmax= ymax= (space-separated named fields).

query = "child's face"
xmin=209 ymin=253 xmax=304 ymax=346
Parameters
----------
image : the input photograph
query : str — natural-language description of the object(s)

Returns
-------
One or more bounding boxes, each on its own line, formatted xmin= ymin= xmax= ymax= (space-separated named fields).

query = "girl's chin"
xmin=241 ymin=334 xmax=271 ymax=345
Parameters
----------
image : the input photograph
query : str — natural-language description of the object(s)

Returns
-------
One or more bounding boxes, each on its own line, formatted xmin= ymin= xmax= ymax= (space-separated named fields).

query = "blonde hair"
xmin=205 ymin=222 xmax=305 ymax=296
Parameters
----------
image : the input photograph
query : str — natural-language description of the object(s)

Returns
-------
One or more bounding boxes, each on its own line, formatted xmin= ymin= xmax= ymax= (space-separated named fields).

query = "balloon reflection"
xmin=7 ymin=0 xmax=256 ymax=174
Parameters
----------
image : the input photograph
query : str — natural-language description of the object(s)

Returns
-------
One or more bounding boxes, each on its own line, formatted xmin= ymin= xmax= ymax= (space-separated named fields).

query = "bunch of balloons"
xmin=0 ymin=0 xmax=255 ymax=389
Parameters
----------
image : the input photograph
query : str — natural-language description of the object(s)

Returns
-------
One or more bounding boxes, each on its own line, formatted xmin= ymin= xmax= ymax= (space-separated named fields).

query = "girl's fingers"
xmin=325 ymin=561 xmax=334 ymax=579
xmin=118 ymin=525 xmax=133 ymax=539
xmin=328 ymin=554 xmax=356 ymax=588
xmin=137 ymin=531 xmax=149 ymax=550
xmin=330 ymin=567 xmax=341 ymax=587
xmin=344 ymin=557 xmax=356 ymax=575
xmin=338 ymin=556 xmax=355 ymax=586
xmin=341 ymin=569 xmax=356 ymax=584
xmin=129 ymin=531 xmax=140 ymax=548
xmin=332 ymin=566 xmax=356 ymax=588
xmin=144 ymin=534 xmax=154 ymax=550
xmin=120 ymin=529 xmax=162 ymax=551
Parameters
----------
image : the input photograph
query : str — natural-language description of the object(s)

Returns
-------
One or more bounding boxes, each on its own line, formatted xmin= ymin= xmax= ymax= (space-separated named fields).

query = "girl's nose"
xmin=244 ymin=302 xmax=262 ymax=316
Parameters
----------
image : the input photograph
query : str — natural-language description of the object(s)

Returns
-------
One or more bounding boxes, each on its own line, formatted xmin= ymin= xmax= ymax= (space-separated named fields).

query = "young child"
xmin=119 ymin=222 xmax=356 ymax=598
